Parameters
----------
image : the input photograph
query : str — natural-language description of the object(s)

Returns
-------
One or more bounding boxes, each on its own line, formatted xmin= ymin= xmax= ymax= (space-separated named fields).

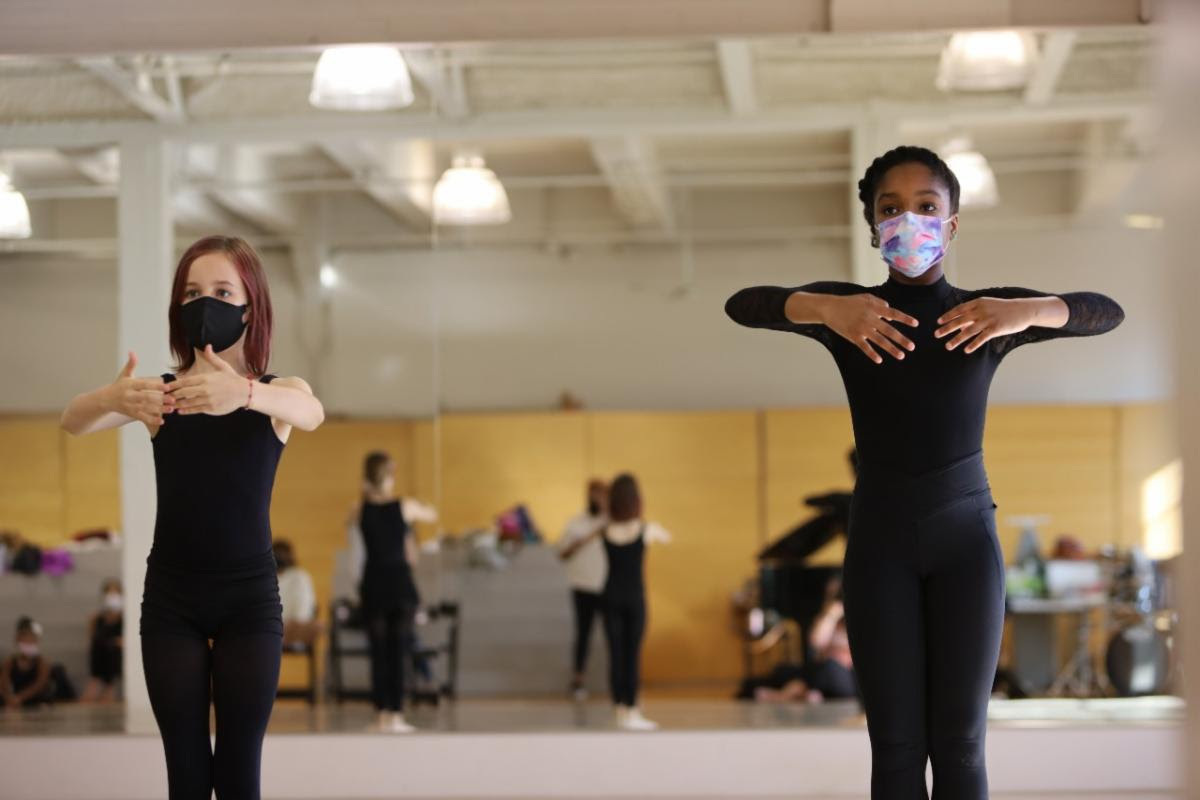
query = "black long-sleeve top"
xmin=725 ymin=275 xmax=1124 ymax=475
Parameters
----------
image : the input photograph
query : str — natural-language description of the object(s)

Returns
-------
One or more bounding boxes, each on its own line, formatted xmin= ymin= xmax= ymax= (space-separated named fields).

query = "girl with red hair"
xmin=61 ymin=235 xmax=325 ymax=800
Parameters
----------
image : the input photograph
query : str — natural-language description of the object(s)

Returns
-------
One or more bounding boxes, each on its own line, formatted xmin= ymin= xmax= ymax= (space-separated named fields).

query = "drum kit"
xmin=1102 ymin=547 xmax=1180 ymax=697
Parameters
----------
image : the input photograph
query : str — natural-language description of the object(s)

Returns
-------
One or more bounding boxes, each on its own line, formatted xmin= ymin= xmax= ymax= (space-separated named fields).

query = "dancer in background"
xmin=600 ymin=473 xmax=671 ymax=731
xmin=726 ymin=146 xmax=1123 ymax=799
xmin=350 ymin=450 xmax=438 ymax=733
xmin=80 ymin=579 xmax=124 ymax=704
xmin=61 ymin=235 xmax=324 ymax=799
xmin=557 ymin=479 xmax=609 ymax=699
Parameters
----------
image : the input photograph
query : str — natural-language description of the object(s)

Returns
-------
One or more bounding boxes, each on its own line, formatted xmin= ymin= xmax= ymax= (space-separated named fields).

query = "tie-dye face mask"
xmin=876 ymin=212 xmax=950 ymax=278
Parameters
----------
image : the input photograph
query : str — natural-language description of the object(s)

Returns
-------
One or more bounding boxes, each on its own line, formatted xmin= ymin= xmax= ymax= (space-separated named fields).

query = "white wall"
xmin=0 ymin=218 xmax=1168 ymax=414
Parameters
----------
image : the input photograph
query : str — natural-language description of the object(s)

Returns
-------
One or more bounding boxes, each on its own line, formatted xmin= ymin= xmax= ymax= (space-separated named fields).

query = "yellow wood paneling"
xmin=588 ymin=411 xmax=760 ymax=683
xmin=0 ymin=403 xmax=1172 ymax=690
xmin=436 ymin=412 xmax=589 ymax=540
xmin=983 ymin=406 xmax=1120 ymax=560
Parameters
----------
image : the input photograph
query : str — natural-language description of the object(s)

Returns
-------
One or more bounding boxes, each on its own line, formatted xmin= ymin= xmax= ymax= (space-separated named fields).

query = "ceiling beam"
xmin=185 ymin=144 xmax=303 ymax=233
xmin=715 ymin=40 xmax=758 ymax=117
xmin=77 ymin=57 xmax=185 ymax=124
xmin=0 ymin=95 xmax=1150 ymax=150
xmin=404 ymin=49 xmax=470 ymax=119
xmin=589 ymin=136 xmax=675 ymax=231
xmin=0 ymin=0 xmax=1149 ymax=55
xmin=56 ymin=144 xmax=238 ymax=231
xmin=321 ymin=140 xmax=436 ymax=231
xmin=1024 ymin=31 xmax=1078 ymax=106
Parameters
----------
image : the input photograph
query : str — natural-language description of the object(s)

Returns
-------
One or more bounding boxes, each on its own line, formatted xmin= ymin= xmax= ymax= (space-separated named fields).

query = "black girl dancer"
xmin=350 ymin=450 xmax=438 ymax=733
xmin=61 ymin=235 xmax=325 ymax=800
xmin=725 ymin=146 xmax=1123 ymax=799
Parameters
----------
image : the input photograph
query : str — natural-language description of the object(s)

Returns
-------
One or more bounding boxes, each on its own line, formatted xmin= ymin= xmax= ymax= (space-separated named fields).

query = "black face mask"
xmin=179 ymin=297 xmax=247 ymax=353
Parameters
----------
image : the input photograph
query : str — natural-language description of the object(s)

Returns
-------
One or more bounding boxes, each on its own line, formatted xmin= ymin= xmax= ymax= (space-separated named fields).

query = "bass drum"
xmin=1105 ymin=621 xmax=1172 ymax=696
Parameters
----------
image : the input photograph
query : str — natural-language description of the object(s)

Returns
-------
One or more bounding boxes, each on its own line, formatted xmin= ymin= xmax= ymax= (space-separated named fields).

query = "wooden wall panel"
xmin=587 ymin=411 xmax=760 ymax=684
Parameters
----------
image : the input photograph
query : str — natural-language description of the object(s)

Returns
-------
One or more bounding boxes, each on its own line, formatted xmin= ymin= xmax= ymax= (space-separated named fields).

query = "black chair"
xmin=276 ymin=604 xmax=319 ymax=705
xmin=326 ymin=597 xmax=460 ymax=705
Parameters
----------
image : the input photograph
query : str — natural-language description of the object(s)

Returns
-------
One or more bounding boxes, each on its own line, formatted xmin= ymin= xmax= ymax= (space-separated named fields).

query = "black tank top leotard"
xmin=724 ymin=275 xmax=1124 ymax=474
xmin=359 ymin=499 xmax=420 ymax=610
xmin=603 ymin=524 xmax=646 ymax=606
xmin=149 ymin=373 xmax=283 ymax=569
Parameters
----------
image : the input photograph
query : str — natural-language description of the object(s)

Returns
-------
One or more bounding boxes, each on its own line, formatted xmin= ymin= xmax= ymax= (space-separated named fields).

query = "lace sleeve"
xmin=970 ymin=286 xmax=1124 ymax=357
xmin=724 ymin=281 xmax=866 ymax=350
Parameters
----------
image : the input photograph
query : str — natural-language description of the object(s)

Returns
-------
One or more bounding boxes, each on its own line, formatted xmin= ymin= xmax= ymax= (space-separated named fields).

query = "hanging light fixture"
xmin=0 ymin=167 xmax=31 ymax=239
xmin=936 ymin=30 xmax=1036 ymax=92
xmin=309 ymin=45 xmax=415 ymax=111
xmin=943 ymin=138 xmax=999 ymax=208
xmin=433 ymin=153 xmax=512 ymax=226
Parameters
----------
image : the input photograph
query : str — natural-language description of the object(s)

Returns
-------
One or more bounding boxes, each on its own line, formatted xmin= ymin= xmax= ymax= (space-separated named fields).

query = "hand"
xmin=818 ymin=294 xmax=918 ymax=364
xmin=102 ymin=351 xmax=174 ymax=426
xmin=166 ymin=346 xmax=250 ymax=416
xmin=935 ymin=297 xmax=1039 ymax=354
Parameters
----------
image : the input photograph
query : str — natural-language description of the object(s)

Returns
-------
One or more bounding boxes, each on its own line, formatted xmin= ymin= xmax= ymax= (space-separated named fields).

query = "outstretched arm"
xmin=935 ymin=287 xmax=1124 ymax=356
xmin=168 ymin=346 xmax=325 ymax=434
xmin=61 ymin=352 xmax=173 ymax=436
xmin=725 ymin=281 xmax=919 ymax=364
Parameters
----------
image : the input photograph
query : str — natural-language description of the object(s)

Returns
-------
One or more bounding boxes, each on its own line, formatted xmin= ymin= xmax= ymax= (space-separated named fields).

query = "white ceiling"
xmin=0 ymin=28 xmax=1158 ymax=253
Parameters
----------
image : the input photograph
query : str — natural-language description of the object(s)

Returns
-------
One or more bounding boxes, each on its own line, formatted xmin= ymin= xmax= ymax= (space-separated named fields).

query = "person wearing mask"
xmin=60 ymin=235 xmax=325 ymax=799
xmin=80 ymin=579 xmax=124 ymax=703
xmin=349 ymin=451 xmax=438 ymax=733
xmin=1 ymin=617 xmax=54 ymax=709
xmin=725 ymin=145 xmax=1123 ymax=798
xmin=556 ymin=479 xmax=609 ymax=699
xmin=272 ymin=540 xmax=320 ymax=648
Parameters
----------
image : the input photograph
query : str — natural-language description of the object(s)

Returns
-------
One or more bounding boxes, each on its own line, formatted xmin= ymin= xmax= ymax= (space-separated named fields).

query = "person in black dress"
xmin=352 ymin=450 xmax=438 ymax=733
xmin=725 ymin=146 xmax=1123 ymax=799
xmin=61 ymin=235 xmax=325 ymax=800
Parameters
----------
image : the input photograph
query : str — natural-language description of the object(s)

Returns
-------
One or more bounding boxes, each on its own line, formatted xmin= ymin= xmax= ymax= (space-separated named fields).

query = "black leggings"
xmin=571 ymin=589 xmax=603 ymax=674
xmin=603 ymin=599 xmax=645 ymax=707
xmin=365 ymin=605 xmax=415 ymax=712
xmin=142 ymin=634 xmax=281 ymax=800
xmin=140 ymin=555 xmax=283 ymax=800
xmin=843 ymin=452 xmax=1005 ymax=800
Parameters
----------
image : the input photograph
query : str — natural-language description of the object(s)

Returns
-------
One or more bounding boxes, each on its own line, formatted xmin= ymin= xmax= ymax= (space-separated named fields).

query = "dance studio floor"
xmin=0 ymin=697 xmax=1184 ymax=799
xmin=0 ymin=694 xmax=1184 ymax=736
xmin=0 ymin=695 xmax=1180 ymax=738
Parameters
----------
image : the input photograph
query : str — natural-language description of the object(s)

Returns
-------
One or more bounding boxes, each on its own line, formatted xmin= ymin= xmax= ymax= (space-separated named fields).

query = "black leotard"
xmin=359 ymin=499 xmax=420 ymax=609
xmin=603 ymin=525 xmax=647 ymax=707
xmin=149 ymin=373 xmax=284 ymax=568
xmin=724 ymin=275 xmax=1124 ymax=474
xmin=141 ymin=372 xmax=286 ymax=800
xmin=726 ymin=275 xmax=1123 ymax=799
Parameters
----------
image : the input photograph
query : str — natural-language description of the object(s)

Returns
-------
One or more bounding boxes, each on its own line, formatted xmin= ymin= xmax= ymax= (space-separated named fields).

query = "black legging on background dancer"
xmin=726 ymin=146 xmax=1122 ymax=799
xmin=61 ymin=236 xmax=324 ymax=800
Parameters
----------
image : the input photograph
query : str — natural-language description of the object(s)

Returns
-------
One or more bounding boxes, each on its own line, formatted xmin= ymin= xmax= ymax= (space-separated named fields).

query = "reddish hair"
xmin=168 ymin=236 xmax=273 ymax=376
xmin=608 ymin=473 xmax=642 ymax=523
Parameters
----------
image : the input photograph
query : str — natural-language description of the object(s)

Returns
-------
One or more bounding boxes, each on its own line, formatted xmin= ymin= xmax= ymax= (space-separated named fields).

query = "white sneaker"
xmin=614 ymin=705 xmax=629 ymax=728
xmin=387 ymin=713 xmax=416 ymax=733
xmin=620 ymin=707 xmax=659 ymax=731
